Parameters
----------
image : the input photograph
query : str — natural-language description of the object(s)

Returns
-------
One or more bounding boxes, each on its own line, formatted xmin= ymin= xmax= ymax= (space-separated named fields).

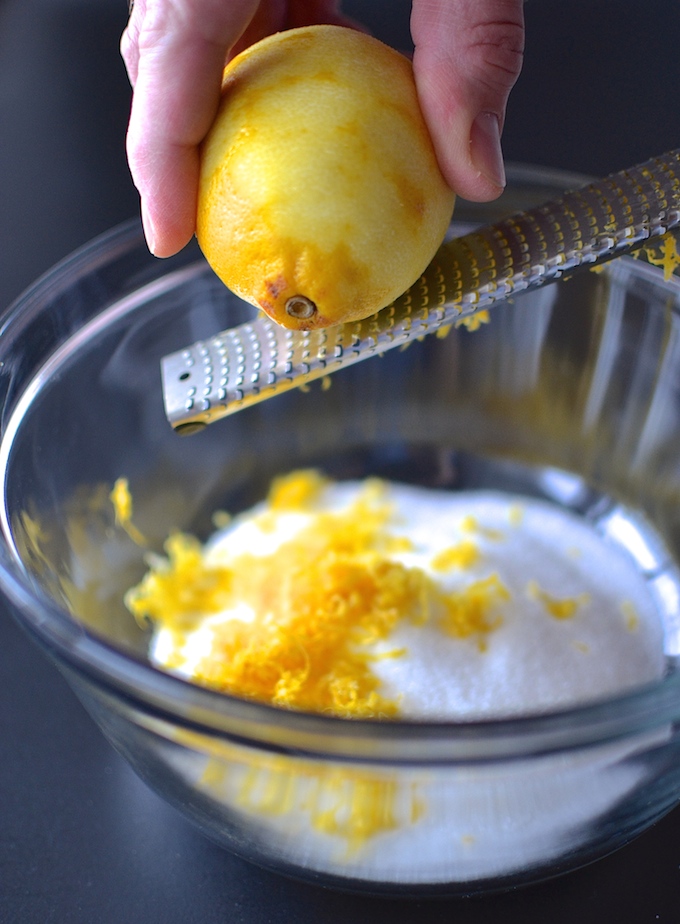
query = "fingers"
xmin=121 ymin=0 xmax=364 ymax=258
xmin=411 ymin=0 xmax=525 ymax=202
xmin=122 ymin=0 xmax=261 ymax=256
xmin=120 ymin=0 xmax=147 ymax=88
xmin=121 ymin=0 xmax=519 ymax=258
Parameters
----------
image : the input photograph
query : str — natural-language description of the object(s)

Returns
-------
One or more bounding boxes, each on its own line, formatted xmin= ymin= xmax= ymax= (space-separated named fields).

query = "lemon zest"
xmin=438 ymin=573 xmax=509 ymax=643
xmin=124 ymin=532 xmax=233 ymax=630
xmin=125 ymin=471 xmax=511 ymax=716
xmin=642 ymin=232 xmax=680 ymax=281
xmin=430 ymin=540 xmax=480 ymax=571
xmin=175 ymin=727 xmax=425 ymax=853
xmin=508 ymin=504 xmax=524 ymax=526
xmin=460 ymin=514 xmax=504 ymax=541
xmin=455 ymin=310 xmax=490 ymax=331
xmin=211 ymin=510 xmax=232 ymax=530
xmin=110 ymin=477 xmax=147 ymax=546
xmin=621 ymin=600 xmax=639 ymax=632
xmin=527 ymin=580 xmax=589 ymax=620
xmin=308 ymin=773 xmax=402 ymax=854
xmin=268 ymin=468 xmax=329 ymax=511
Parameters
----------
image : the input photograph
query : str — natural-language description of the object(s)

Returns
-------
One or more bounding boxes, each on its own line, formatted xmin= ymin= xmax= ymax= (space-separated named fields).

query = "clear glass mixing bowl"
xmin=2 ymin=166 xmax=680 ymax=896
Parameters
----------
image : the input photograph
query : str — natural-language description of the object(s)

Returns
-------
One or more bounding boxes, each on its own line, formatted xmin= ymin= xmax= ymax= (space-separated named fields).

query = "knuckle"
xmin=125 ymin=120 xmax=150 ymax=183
xmin=120 ymin=26 xmax=136 ymax=65
xmin=469 ymin=19 xmax=525 ymax=88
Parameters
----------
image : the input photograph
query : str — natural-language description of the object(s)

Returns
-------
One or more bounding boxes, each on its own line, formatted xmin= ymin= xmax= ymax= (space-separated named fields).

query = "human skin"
xmin=121 ymin=0 xmax=525 ymax=257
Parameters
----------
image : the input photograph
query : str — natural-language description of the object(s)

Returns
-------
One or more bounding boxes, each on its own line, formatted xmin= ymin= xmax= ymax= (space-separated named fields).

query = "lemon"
xmin=197 ymin=25 xmax=455 ymax=330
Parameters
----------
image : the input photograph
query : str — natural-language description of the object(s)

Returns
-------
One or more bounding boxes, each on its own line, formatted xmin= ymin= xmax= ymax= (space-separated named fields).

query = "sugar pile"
xmin=147 ymin=478 xmax=665 ymax=718
xmin=364 ymin=485 xmax=665 ymax=717
xmin=131 ymin=474 xmax=669 ymax=883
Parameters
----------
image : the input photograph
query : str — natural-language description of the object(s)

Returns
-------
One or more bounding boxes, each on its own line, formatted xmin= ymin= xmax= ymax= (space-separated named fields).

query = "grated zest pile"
xmin=123 ymin=470 xmax=515 ymax=717
xmin=120 ymin=470 xmax=625 ymax=720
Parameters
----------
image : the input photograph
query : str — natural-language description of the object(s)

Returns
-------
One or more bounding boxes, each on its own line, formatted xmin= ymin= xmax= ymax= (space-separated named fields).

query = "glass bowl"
xmin=2 ymin=166 xmax=680 ymax=896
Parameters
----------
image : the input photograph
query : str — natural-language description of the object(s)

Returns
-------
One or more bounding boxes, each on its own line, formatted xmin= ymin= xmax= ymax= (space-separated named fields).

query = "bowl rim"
xmin=6 ymin=560 xmax=680 ymax=764
xmin=2 ymin=163 xmax=680 ymax=764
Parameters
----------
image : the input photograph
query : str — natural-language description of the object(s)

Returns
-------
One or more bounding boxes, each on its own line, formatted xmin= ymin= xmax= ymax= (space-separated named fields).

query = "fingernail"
xmin=141 ymin=202 xmax=157 ymax=256
xmin=470 ymin=112 xmax=506 ymax=191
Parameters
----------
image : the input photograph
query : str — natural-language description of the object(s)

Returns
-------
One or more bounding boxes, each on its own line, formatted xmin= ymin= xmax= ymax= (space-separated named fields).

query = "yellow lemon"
xmin=197 ymin=25 xmax=455 ymax=330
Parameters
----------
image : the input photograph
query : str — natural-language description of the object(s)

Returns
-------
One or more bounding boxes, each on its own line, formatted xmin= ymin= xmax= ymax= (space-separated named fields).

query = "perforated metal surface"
xmin=162 ymin=149 xmax=680 ymax=433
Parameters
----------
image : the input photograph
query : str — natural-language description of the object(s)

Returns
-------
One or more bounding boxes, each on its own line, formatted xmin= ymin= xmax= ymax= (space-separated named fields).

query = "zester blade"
xmin=162 ymin=149 xmax=680 ymax=434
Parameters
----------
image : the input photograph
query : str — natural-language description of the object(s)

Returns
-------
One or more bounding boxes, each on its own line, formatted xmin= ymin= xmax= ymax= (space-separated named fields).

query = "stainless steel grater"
xmin=162 ymin=149 xmax=680 ymax=434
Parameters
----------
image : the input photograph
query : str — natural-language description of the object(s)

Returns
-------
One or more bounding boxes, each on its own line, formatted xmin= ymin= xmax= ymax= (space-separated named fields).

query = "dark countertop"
xmin=2 ymin=2 xmax=680 ymax=920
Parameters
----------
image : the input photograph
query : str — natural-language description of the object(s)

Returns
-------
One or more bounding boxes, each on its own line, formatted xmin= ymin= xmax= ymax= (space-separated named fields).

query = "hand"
xmin=121 ymin=0 xmax=525 ymax=257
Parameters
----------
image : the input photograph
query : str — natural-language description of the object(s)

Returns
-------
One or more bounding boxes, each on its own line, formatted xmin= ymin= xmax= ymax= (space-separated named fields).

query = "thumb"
xmin=411 ymin=0 xmax=525 ymax=202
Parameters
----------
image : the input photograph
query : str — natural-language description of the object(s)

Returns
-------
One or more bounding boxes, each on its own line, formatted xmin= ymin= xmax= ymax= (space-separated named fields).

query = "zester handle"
xmin=162 ymin=149 xmax=680 ymax=434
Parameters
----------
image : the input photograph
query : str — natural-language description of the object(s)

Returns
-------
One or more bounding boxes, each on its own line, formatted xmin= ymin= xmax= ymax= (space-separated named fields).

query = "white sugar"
xmin=364 ymin=485 xmax=665 ymax=718
xmin=165 ymin=482 xmax=666 ymax=720
xmin=148 ymin=479 xmax=670 ymax=884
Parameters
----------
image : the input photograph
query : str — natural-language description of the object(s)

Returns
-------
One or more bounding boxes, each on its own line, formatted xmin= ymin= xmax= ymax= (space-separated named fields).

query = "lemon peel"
xmin=197 ymin=25 xmax=455 ymax=330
